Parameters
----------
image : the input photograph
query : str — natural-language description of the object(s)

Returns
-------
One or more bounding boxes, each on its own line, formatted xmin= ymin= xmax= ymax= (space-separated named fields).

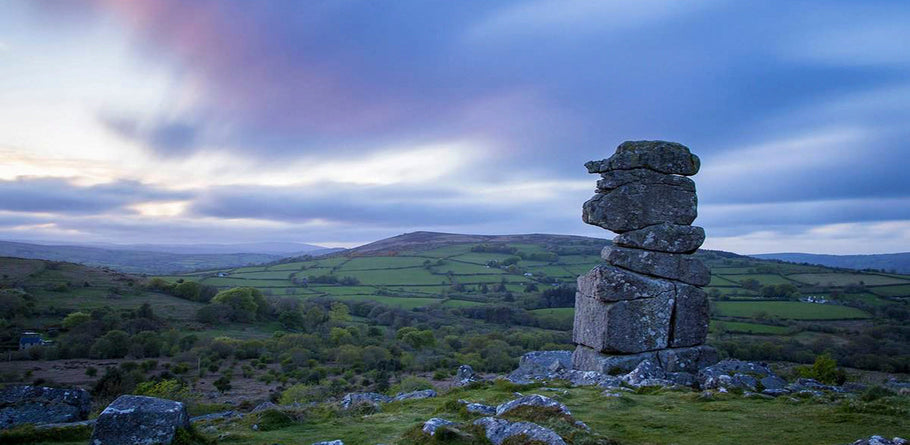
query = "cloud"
xmin=0 ymin=177 xmax=191 ymax=214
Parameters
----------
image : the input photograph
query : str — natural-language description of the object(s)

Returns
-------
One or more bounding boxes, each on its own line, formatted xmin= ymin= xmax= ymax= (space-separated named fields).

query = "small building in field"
xmin=19 ymin=332 xmax=49 ymax=350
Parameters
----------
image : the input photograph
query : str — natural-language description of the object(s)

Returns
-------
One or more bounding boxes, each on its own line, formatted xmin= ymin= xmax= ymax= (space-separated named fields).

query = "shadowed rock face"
xmin=90 ymin=395 xmax=190 ymax=445
xmin=573 ymin=140 xmax=715 ymax=372
xmin=583 ymin=183 xmax=697 ymax=233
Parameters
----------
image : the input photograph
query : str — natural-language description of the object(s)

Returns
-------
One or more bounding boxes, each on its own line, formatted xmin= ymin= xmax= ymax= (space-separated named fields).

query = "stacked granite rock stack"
xmin=572 ymin=141 xmax=718 ymax=375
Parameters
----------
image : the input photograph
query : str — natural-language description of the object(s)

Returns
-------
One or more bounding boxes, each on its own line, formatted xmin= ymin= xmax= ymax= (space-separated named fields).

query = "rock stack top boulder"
xmin=573 ymin=140 xmax=716 ymax=374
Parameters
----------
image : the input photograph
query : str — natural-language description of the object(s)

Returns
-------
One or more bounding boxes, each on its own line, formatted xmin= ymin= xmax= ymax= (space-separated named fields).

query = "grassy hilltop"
xmin=1 ymin=231 xmax=908 ymax=444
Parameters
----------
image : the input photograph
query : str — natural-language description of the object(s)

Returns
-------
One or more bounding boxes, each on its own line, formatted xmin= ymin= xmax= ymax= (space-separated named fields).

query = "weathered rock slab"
xmin=669 ymin=283 xmax=709 ymax=347
xmin=585 ymin=140 xmax=700 ymax=175
xmin=89 ymin=395 xmax=190 ymax=445
xmin=473 ymin=417 xmax=567 ymax=445
xmin=583 ymin=183 xmax=697 ymax=233
xmin=573 ymin=290 xmax=673 ymax=353
xmin=613 ymin=223 xmax=705 ymax=253
xmin=602 ymin=245 xmax=710 ymax=286
xmin=596 ymin=168 xmax=695 ymax=192
xmin=0 ymin=385 xmax=91 ymax=429
xmin=577 ymin=264 xmax=676 ymax=302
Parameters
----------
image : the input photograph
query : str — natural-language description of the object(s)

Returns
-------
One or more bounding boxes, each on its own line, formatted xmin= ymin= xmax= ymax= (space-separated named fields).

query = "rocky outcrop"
xmin=89 ymin=395 xmax=191 ymax=445
xmin=698 ymin=360 xmax=774 ymax=392
xmin=392 ymin=389 xmax=437 ymax=402
xmin=473 ymin=417 xmax=567 ymax=445
xmin=454 ymin=364 xmax=481 ymax=386
xmin=0 ymin=385 xmax=91 ymax=429
xmin=340 ymin=392 xmax=392 ymax=410
xmin=495 ymin=394 xmax=571 ymax=417
xmin=851 ymin=436 xmax=908 ymax=445
xmin=573 ymin=140 xmax=716 ymax=376
xmin=422 ymin=418 xmax=456 ymax=436
xmin=312 ymin=441 xmax=344 ymax=445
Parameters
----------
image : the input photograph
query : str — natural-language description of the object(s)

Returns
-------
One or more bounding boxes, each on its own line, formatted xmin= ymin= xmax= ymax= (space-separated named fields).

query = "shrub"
xmin=796 ymin=353 xmax=847 ymax=385
xmin=391 ymin=376 xmax=433 ymax=394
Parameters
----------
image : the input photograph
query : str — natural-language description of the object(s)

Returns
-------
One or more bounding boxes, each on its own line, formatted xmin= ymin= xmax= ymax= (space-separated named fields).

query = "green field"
xmin=711 ymin=320 xmax=792 ymax=334
xmin=788 ymin=273 xmax=910 ymax=286
xmin=714 ymin=301 xmax=872 ymax=320
xmin=869 ymin=284 xmax=910 ymax=297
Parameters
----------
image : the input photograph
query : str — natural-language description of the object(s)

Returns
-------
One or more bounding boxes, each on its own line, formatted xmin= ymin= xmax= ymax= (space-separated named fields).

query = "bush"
xmin=279 ymin=384 xmax=330 ymax=405
xmin=391 ymin=376 xmax=433 ymax=394
xmin=796 ymin=353 xmax=847 ymax=385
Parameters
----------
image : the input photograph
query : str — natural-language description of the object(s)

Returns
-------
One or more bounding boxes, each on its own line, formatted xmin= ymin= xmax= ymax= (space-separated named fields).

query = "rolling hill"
xmin=753 ymin=252 xmax=910 ymax=274
xmin=0 ymin=240 xmax=339 ymax=275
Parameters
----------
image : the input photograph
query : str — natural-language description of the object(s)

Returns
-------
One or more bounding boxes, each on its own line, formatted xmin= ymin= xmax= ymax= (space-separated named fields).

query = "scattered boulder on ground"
xmin=312 ymin=441 xmax=344 ymax=445
xmin=455 ymin=364 xmax=481 ymax=386
xmin=851 ymin=436 xmax=908 ymax=445
xmin=0 ymin=385 xmax=91 ymax=429
xmin=473 ymin=416 xmax=567 ymax=445
xmin=340 ymin=392 xmax=392 ymax=410
xmin=392 ymin=389 xmax=437 ymax=402
xmin=495 ymin=394 xmax=571 ymax=417
xmin=422 ymin=417 xmax=457 ymax=436
xmin=459 ymin=400 xmax=496 ymax=416
xmin=506 ymin=350 xmax=621 ymax=387
xmin=89 ymin=395 xmax=190 ymax=445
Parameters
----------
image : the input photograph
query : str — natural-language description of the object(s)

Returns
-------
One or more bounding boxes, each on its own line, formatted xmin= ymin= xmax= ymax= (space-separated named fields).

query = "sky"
xmin=1 ymin=0 xmax=909 ymax=254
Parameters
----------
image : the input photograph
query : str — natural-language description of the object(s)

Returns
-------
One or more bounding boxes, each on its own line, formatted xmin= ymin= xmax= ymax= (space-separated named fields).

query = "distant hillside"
xmin=340 ymin=231 xmax=611 ymax=256
xmin=75 ymin=241 xmax=337 ymax=256
xmin=752 ymin=252 xmax=910 ymax=274
xmin=0 ymin=240 xmax=290 ymax=275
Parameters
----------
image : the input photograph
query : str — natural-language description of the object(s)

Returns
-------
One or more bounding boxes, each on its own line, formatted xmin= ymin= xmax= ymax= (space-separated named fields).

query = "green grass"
xmin=173 ymin=384 xmax=909 ymax=445
xmin=787 ymin=273 xmax=910 ymax=286
xmin=340 ymin=256 xmax=431 ymax=270
xmin=199 ymin=277 xmax=291 ymax=287
xmin=340 ymin=268 xmax=447 ymax=285
xmin=719 ymin=274 xmax=796 ymax=285
xmin=869 ymin=284 xmax=910 ymax=297
xmin=448 ymin=252 xmax=519 ymax=264
xmin=441 ymin=299 xmax=485 ymax=307
xmin=231 ymin=271 xmax=293 ymax=279
xmin=714 ymin=301 xmax=872 ymax=320
xmin=432 ymin=261 xmax=507 ymax=275
xmin=330 ymin=295 xmax=442 ymax=309
xmin=711 ymin=320 xmax=792 ymax=335
xmin=531 ymin=307 xmax=575 ymax=323
xmin=709 ymin=275 xmax=741 ymax=286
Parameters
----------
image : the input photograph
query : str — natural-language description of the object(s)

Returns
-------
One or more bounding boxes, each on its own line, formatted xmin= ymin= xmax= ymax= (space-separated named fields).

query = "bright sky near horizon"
xmin=1 ymin=1 xmax=909 ymax=254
